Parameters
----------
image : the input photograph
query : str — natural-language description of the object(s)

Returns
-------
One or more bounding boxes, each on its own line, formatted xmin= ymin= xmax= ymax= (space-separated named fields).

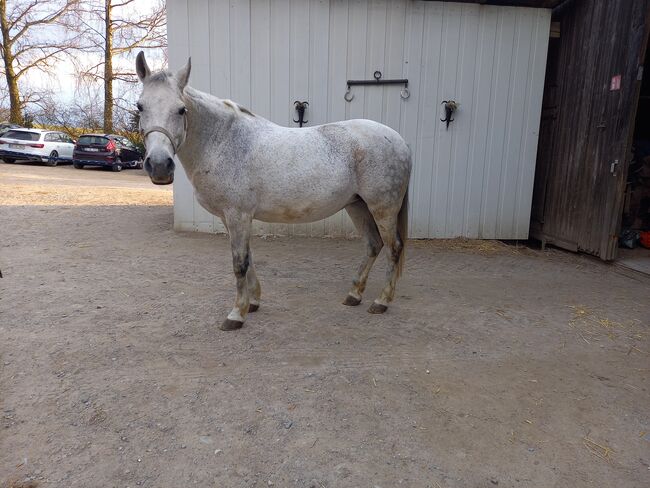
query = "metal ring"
xmin=373 ymin=70 xmax=382 ymax=81
xmin=344 ymin=87 xmax=354 ymax=102
xmin=400 ymin=87 xmax=410 ymax=100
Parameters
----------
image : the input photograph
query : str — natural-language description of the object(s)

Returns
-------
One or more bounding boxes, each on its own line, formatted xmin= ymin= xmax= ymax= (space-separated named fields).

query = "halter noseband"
xmin=141 ymin=115 xmax=187 ymax=155
xmin=143 ymin=126 xmax=179 ymax=154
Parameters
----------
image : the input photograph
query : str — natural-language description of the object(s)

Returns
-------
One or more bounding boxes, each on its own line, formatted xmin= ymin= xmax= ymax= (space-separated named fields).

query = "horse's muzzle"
xmin=145 ymin=156 xmax=175 ymax=185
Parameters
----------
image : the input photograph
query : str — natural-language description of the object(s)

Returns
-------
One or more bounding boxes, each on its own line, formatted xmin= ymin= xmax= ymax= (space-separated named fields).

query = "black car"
xmin=73 ymin=134 xmax=143 ymax=171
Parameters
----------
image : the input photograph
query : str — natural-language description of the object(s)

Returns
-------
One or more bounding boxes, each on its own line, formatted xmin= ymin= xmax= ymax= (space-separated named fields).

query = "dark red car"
xmin=73 ymin=134 xmax=143 ymax=172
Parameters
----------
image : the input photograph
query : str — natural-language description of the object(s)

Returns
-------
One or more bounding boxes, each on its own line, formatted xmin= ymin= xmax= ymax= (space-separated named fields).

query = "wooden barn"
xmin=530 ymin=0 xmax=650 ymax=263
xmin=166 ymin=0 xmax=650 ymax=263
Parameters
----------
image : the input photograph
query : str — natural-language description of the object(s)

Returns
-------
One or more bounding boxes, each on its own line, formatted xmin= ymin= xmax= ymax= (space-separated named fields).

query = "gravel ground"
xmin=1 ymin=162 xmax=649 ymax=488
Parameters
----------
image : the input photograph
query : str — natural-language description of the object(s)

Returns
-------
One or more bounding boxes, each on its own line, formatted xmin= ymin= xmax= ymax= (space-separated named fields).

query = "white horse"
xmin=135 ymin=52 xmax=411 ymax=330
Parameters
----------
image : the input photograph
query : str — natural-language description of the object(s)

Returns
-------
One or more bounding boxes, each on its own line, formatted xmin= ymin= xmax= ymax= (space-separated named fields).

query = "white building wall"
xmin=167 ymin=0 xmax=550 ymax=239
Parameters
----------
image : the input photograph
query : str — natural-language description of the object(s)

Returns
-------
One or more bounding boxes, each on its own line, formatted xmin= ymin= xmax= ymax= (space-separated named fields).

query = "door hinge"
xmin=610 ymin=159 xmax=619 ymax=175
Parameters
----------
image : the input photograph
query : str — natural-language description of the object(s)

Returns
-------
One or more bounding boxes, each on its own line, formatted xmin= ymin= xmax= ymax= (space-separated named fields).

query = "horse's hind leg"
xmin=247 ymin=259 xmax=261 ymax=312
xmin=220 ymin=211 xmax=253 ymax=330
xmin=367 ymin=205 xmax=406 ymax=314
xmin=343 ymin=199 xmax=383 ymax=306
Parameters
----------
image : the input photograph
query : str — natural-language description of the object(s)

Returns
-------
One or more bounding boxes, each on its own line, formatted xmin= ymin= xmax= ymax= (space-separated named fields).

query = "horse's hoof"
xmin=248 ymin=303 xmax=260 ymax=313
xmin=342 ymin=295 xmax=361 ymax=306
xmin=368 ymin=302 xmax=388 ymax=314
xmin=220 ymin=319 xmax=244 ymax=331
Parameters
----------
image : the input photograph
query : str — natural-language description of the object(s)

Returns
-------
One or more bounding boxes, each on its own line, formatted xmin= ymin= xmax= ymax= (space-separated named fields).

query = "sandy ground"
xmin=1 ymin=162 xmax=649 ymax=487
xmin=0 ymin=163 xmax=172 ymax=206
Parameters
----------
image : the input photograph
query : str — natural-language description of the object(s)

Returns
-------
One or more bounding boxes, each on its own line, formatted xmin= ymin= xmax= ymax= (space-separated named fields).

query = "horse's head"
xmin=135 ymin=51 xmax=191 ymax=185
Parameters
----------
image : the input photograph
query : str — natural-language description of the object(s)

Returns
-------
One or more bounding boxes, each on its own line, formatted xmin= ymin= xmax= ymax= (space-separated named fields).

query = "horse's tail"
xmin=396 ymin=184 xmax=409 ymax=278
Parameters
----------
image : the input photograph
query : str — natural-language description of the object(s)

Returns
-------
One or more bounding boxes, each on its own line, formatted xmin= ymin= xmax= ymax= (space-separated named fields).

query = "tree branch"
xmin=12 ymin=0 xmax=79 ymax=44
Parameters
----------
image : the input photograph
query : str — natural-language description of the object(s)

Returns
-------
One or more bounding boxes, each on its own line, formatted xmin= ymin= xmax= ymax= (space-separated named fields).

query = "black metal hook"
xmin=441 ymin=100 xmax=458 ymax=129
xmin=293 ymin=101 xmax=308 ymax=127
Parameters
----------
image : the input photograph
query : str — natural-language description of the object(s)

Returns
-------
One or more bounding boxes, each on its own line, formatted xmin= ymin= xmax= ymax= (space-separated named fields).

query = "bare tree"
xmin=0 ymin=85 xmax=9 ymax=120
xmin=0 ymin=0 xmax=80 ymax=124
xmin=32 ymin=89 xmax=101 ymax=135
xmin=76 ymin=0 xmax=166 ymax=132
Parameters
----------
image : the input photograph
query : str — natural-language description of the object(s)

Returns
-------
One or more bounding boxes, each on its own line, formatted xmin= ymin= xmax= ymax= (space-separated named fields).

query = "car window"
xmin=44 ymin=133 xmax=58 ymax=142
xmin=78 ymin=135 xmax=108 ymax=145
xmin=62 ymin=134 xmax=74 ymax=144
xmin=121 ymin=138 xmax=135 ymax=149
xmin=2 ymin=130 xmax=40 ymax=141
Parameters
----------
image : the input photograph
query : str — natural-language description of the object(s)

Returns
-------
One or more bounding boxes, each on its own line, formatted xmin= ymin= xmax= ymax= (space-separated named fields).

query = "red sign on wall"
xmin=610 ymin=75 xmax=621 ymax=91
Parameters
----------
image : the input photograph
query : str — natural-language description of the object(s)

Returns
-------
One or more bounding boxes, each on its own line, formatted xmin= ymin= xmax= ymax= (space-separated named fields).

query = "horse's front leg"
xmin=220 ymin=212 xmax=253 ymax=331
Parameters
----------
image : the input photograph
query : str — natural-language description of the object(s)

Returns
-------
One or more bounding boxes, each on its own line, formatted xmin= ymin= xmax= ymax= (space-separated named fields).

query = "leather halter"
xmin=141 ymin=116 xmax=187 ymax=155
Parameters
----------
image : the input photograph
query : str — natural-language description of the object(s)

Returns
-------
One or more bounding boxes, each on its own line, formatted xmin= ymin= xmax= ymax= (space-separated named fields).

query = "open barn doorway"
xmin=618 ymin=41 xmax=650 ymax=274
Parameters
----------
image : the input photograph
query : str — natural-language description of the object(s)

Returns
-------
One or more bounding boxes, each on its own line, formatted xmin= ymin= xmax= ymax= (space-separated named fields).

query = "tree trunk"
xmin=6 ymin=66 xmax=22 ymax=124
xmin=103 ymin=0 xmax=113 ymax=132
xmin=0 ymin=0 xmax=22 ymax=124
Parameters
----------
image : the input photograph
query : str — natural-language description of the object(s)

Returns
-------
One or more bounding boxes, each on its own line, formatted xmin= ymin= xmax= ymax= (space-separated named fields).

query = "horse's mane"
xmin=222 ymin=99 xmax=255 ymax=118
xmin=148 ymin=70 xmax=173 ymax=83
xmin=182 ymin=86 xmax=255 ymax=118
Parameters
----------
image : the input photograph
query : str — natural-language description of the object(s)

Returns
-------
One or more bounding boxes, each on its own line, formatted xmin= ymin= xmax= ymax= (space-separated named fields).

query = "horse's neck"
xmin=177 ymin=87 xmax=238 ymax=170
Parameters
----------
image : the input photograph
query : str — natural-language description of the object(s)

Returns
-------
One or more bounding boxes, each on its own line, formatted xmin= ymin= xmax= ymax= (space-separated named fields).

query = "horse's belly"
xmin=254 ymin=203 xmax=346 ymax=224
xmin=255 ymin=193 xmax=354 ymax=224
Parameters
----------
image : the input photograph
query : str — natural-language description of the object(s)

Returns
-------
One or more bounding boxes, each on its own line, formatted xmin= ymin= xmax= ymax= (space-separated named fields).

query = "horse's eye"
xmin=178 ymin=106 xmax=187 ymax=115
xmin=136 ymin=103 xmax=143 ymax=112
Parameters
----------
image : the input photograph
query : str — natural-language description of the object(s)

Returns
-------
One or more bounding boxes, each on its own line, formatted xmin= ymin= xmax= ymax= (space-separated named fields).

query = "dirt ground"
xmin=1 ymin=162 xmax=649 ymax=487
xmin=0 ymin=163 xmax=172 ymax=206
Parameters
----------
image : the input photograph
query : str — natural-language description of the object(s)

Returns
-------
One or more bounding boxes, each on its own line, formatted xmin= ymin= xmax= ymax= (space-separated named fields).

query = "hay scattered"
xmin=410 ymin=237 xmax=521 ymax=255
xmin=568 ymin=305 xmax=647 ymax=348
xmin=583 ymin=436 xmax=614 ymax=462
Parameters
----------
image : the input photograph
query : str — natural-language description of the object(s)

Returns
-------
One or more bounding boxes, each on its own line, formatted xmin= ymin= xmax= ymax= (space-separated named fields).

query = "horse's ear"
xmin=176 ymin=57 xmax=191 ymax=90
xmin=136 ymin=51 xmax=150 ymax=81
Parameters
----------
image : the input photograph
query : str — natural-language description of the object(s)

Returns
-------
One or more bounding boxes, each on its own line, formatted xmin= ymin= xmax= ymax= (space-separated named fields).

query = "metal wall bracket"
xmin=441 ymin=100 xmax=458 ymax=129
xmin=293 ymin=101 xmax=308 ymax=127
xmin=344 ymin=70 xmax=409 ymax=102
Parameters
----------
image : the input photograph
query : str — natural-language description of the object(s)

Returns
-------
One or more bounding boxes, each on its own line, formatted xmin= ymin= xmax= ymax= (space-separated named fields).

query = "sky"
xmin=20 ymin=0 xmax=167 ymax=108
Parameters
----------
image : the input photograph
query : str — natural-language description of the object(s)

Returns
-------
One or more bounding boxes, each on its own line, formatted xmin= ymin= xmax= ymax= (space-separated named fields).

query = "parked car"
xmin=0 ymin=128 xmax=75 ymax=166
xmin=73 ymin=134 xmax=143 ymax=171
xmin=0 ymin=122 xmax=22 ymax=136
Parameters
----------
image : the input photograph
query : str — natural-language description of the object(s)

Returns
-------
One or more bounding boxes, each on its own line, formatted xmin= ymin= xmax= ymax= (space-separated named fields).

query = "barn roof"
xmin=428 ymin=0 xmax=565 ymax=8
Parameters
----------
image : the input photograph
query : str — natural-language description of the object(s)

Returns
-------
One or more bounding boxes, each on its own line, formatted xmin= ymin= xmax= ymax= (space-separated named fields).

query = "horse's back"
xmin=247 ymin=117 xmax=410 ymax=223
xmin=317 ymin=119 xmax=409 ymax=155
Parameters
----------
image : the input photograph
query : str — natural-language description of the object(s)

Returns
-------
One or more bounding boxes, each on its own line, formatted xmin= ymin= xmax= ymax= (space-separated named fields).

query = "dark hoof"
xmin=368 ymin=302 xmax=388 ymax=314
xmin=220 ymin=319 xmax=244 ymax=331
xmin=248 ymin=303 xmax=260 ymax=313
xmin=342 ymin=295 xmax=361 ymax=306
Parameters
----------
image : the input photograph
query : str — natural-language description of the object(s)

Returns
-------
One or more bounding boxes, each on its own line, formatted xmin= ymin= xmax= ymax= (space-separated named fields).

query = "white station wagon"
xmin=0 ymin=128 xmax=76 ymax=166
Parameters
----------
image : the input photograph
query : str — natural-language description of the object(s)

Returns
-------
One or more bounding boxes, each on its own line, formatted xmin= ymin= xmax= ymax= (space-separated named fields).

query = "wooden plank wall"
xmin=168 ymin=0 xmax=550 ymax=239
xmin=531 ymin=0 xmax=650 ymax=259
